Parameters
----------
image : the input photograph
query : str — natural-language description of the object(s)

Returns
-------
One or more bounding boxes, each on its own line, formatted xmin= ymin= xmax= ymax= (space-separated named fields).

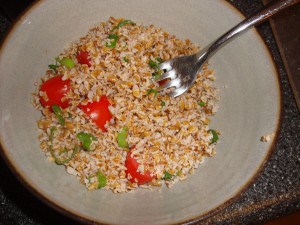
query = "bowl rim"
xmin=0 ymin=0 xmax=283 ymax=224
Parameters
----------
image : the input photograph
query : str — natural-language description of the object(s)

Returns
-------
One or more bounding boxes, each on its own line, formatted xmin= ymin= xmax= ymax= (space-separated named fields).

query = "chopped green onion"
xmin=156 ymin=57 xmax=163 ymax=63
xmin=198 ymin=101 xmax=206 ymax=107
xmin=117 ymin=127 xmax=129 ymax=148
xmin=209 ymin=129 xmax=219 ymax=144
xmin=123 ymin=57 xmax=129 ymax=62
xmin=146 ymin=88 xmax=158 ymax=97
xmin=55 ymin=57 xmax=75 ymax=69
xmin=48 ymin=64 xmax=58 ymax=71
xmin=161 ymin=101 xmax=166 ymax=107
xmin=88 ymin=172 xmax=107 ymax=188
xmin=106 ymin=34 xmax=119 ymax=48
xmin=52 ymin=146 xmax=79 ymax=165
xmin=149 ymin=60 xmax=158 ymax=68
xmin=77 ymin=132 xmax=97 ymax=151
xmin=108 ymin=34 xmax=119 ymax=39
xmin=152 ymin=70 xmax=163 ymax=79
xmin=62 ymin=58 xmax=75 ymax=69
xmin=111 ymin=19 xmax=136 ymax=32
xmin=97 ymin=171 xmax=107 ymax=188
xmin=55 ymin=57 xmax=60 ymax=63
xmin=49 ymin=126 xmax=78 ymax=165
xmin=149 ymin=57 xmax=164 ymax=69
xmin=52 ymin=105 xmax=65 ymax=126
xmin=162 ymin=171 xmax=173 ymax=180
xmin=106 ymin=40 xmax=117 ymax=48
xmin=49 ymin=126 xmax=57 ymax=142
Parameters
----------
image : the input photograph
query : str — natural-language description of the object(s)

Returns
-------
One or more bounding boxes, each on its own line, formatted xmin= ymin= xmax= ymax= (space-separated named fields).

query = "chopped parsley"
xmin=152 ymin=70 xmax=163 ymax=79
xmin=111 ymin=19 xmax=136 ymax=32
xmin=49 ymin=126 xmax=78 ymax=165
xmin=198 ymin=101 xmax=206 ymax=107
xmin=156 ymin=57 xmax=163 ymax=63
xmin=106 ymin=34 xmax=119 ymax=48
xmin=162 ymin=171 xmax=173 ymax=180
xmin=77 ymin=132 xmax=98 ymax=151
xmin=123 ymin=57 xmax=129 ymax=62
xmin=48 ymin=64 xmax=58 ymax=71
xmin=97 ymin=171 xmax=107 ymax=188
xmin=117 ymin=127 xmax=129 ymax=149
xmin=146 ymin=88 xmax=158 ymax=97
xmin=209 ymin=129 xmax=219 ymax=144
xmin=52 ymin=105 xmax=65 ymax=126
xmin=149 ymin=60 xmax=158 ymax=68
xmin=55 ymin=57 xmax=75 ymax=69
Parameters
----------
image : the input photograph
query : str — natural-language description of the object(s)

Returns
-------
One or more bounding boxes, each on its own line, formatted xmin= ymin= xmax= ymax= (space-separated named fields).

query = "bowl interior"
xmin=0 ymin=0 xmax=281 ymax=224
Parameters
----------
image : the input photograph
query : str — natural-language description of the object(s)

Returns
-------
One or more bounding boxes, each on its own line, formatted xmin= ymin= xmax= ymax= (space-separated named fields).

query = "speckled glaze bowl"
xmin=0 ymin=0 xmax=281 ymax=224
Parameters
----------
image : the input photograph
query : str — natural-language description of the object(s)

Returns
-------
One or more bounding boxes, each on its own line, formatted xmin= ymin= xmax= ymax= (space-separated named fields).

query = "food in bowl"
xmin=32 ymin=17 xmax=220 ymax=193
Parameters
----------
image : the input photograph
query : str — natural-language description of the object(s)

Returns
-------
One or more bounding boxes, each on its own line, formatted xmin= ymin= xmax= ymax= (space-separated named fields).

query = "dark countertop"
xmin=0 ymin=1 xmax=299 ymax=225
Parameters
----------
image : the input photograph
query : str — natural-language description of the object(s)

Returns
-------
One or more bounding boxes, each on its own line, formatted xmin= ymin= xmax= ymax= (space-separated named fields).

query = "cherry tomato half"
xmin=79 ymin=95 xmax=112 ymax=131
xmin=39 ymin=76 xmax=70 ymax=109
xmin=125 ymin=150 xmax=155 ymax=185
xmin=77 ymin=51 xmax=91 ymax=67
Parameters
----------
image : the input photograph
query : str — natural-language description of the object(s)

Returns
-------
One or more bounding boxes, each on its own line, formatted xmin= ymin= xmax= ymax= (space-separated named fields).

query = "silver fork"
xmin=155 ymin=0 xmax=299 ymax=97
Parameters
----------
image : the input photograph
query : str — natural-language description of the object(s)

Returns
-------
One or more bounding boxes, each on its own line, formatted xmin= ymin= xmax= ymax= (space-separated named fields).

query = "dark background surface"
xmin=0 ymin=0 xmax=299 ymax=225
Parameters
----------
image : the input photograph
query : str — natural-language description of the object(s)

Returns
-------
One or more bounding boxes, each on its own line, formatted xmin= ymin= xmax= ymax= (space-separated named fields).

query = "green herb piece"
xmin=55 ymin=57 xmax=60 ymax=63
xmin=209 ymin=129 xmax=219 ymax=144
xmin=53 ymin=146 xmax=79 ymax=165
xmin=161 ymin=101 xmax=166 ymax=107
xmin=198 ymin=101 xmax=206 ymax=107
xmin=146 ymin=88 xmax=158 ymax=97
xmin=97 ymin=171 xmax=107 ymax=188
xmin=106 ymin=40 xmax=117 ymax=48
xmin=108 ymin=34 xmax=119 ymax=39
xmin=123 ymin=57 xmax=129 ymax=62
xmin=162 ymin=171 xmax=173 ymax=180
xmin=52 ymin=105 xmax=65 ymax=126
xmin=106 ymin=34 xmax=119 ymax=48
xmin=152 ymin=70 xmax=163 ymax=79
xmin=111 ymin=19 xmax=136 ymax=32
xmin=149 ymin=60 xmax=158 ymax=68
xmin=77 ymin=132 xmax=98 ymax=151
xmin=149 ymin=57 xmax=164 ymax=69
xmin=61 ymin=58 xmax=75 ymax=69
xmin=49 ymin=127 xmax=78 ymax=165
xmin=156 ymin=57 xmax=163 ymax=63
xmin=117 ymin=127 xmax=129 ymax=148
xmin=48 ymin=64 xmax=58 ymax=71
xmin=55 ymin=57 xmax=75 ymax=69
xmin=49 ymin=126 xmax=57 ymax=142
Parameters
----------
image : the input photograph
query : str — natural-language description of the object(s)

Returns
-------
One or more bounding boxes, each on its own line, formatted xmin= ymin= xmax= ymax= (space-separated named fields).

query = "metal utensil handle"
xmin=197 ymin=0 xmax=300 ymax=63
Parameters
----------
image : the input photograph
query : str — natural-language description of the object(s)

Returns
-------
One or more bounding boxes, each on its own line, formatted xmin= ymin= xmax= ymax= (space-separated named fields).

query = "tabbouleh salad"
xmin=32 ymin=17 xmax=220 ymax=193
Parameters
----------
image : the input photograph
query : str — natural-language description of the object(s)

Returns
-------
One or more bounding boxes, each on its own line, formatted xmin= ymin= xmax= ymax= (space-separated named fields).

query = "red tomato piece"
xmin=158 ymin=79 xmax=168 ymax=86
xmin=125 ymin=150 xmax=155 ymax=185
xmin=77 ymin=51 xmax=91 ymax=67
xmin=79 ymin=95 xmax=112 ymax=131
xmin=39 ymin=76 xmax=70 ymax=109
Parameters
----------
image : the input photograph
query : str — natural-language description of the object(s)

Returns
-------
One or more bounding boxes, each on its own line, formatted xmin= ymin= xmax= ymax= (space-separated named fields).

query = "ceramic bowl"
xmin=0 ymin=0 xmax=281 ymax=224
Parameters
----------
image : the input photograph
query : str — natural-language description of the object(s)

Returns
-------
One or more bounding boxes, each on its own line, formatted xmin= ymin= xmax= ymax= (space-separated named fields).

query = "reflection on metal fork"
xmin=154 ymin=0 xmax=299 ymax=97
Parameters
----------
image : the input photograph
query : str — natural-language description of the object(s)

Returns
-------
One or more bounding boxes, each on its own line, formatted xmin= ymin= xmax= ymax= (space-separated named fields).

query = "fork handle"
xmin=196 ymin=0 xmax=300 ymax=64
